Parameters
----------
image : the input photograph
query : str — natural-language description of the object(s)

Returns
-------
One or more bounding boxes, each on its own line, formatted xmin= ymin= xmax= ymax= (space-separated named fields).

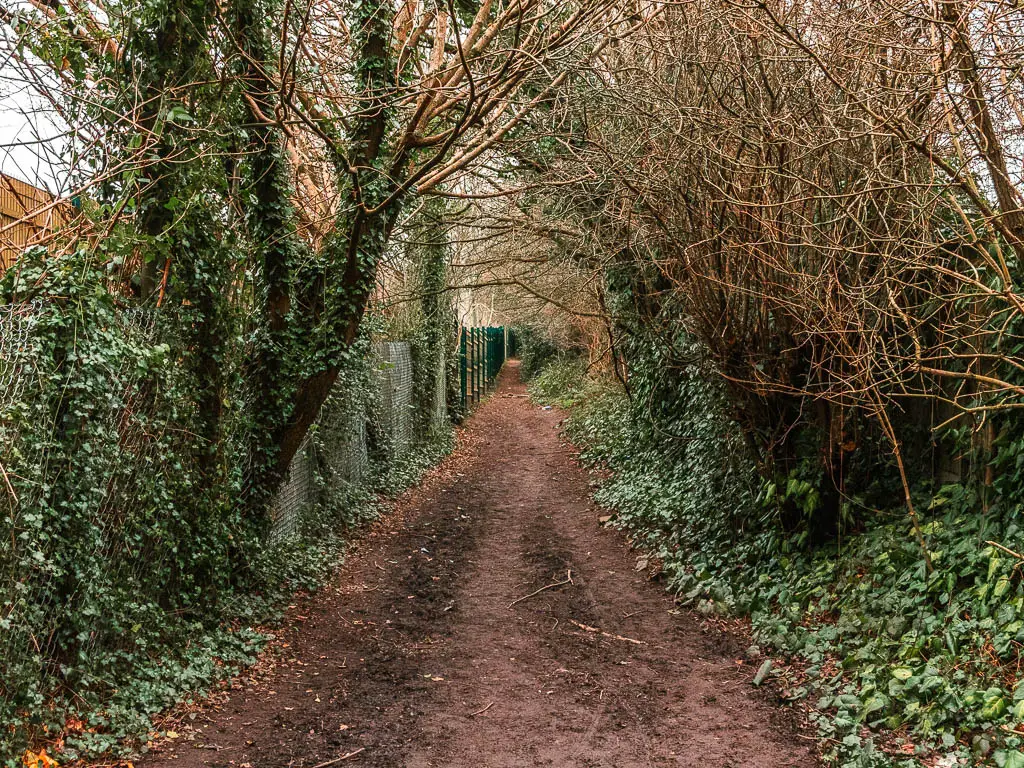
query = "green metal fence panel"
xmin=460 ymin=327 xmax=467 ymax=408
xmin=470 ymin=328 xmax=476 ymax=404
xmin=475 ymin=328 xmax=482 ymax=401
xmin=459 ymin=325 xmax=509 ymax=410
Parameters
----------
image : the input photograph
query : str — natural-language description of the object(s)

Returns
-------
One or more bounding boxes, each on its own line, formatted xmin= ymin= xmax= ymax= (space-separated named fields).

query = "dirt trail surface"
xmin=140 ymin=362 xmax=816 ymax=768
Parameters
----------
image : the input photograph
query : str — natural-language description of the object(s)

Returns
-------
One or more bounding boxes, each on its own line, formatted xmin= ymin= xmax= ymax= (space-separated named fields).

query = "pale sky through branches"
xmin=0 ymin=26 xmax=69 ymax=193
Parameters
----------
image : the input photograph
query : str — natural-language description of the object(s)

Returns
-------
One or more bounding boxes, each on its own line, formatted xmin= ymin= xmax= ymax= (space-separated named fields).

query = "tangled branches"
xmin=457 ymin=0 xmax=1024 ymax=540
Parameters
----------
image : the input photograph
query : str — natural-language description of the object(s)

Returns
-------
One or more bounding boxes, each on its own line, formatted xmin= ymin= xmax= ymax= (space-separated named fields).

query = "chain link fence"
xmin=269 ymin=340 xmax=445 ymax=539
xmin=0 ymin=305 xmax=35 ymax=414
xmin=0 ymin=298 xmax=466 ymax=761
xmin=0 ymin=297 xmax=512 ymax=763
xmin=373 ymin=341 xmax=416 ymax=459
xmin=1 ymin=303 xmax=187 ymax=761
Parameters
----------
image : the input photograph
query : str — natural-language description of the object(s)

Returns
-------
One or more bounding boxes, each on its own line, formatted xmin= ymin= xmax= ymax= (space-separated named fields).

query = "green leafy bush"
xmin=528 ymin=359 xmax=594 ymax=408
xmin=537 ymin=353 xmax=1024 ymax=768
xmin=515 ymin=325 xmax=573 ymax=380
xmin=0 ymin=249 xmax=456 ymax=764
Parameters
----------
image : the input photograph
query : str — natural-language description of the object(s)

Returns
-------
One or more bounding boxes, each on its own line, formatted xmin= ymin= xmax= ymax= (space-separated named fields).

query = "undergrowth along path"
xmin=139 ymin=362 xmax=817 ymax=768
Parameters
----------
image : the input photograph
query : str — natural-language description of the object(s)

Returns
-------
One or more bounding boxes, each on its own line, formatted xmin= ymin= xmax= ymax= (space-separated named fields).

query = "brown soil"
xmin=139 ymin=362 xmax=817 ymax=768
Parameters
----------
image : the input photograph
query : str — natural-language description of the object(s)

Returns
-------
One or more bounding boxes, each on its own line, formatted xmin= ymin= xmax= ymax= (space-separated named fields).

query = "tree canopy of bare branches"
xmin=457 ymin=0 xmax=1022 ymax=538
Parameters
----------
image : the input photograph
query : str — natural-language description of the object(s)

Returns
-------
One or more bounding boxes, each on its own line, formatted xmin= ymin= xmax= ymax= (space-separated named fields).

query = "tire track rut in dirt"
xmin=140 ymin=362 xmax=816 ymax=768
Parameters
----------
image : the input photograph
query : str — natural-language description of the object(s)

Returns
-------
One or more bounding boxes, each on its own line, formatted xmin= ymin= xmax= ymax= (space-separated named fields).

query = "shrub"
xmin=535 ymin=348 xmax=1024 ymax=767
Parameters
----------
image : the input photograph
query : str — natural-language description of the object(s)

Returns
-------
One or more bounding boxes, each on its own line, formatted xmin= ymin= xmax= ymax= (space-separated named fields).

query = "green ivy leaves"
xmin=534 ymin=344 xmax=1024 ymax=767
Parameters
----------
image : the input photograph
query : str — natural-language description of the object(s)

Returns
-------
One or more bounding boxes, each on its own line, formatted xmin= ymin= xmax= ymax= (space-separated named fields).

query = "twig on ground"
xmin=569 ymin=619 xmax=646 ymax=645
xmin=798 ymin=733 xmax=839 ymax=745
xmin=309 ymin=748 xmax=366 ymax=768
xmin=470 ymin=701 xmax=494 ymax=716
xmin=509 ymin=570 xmax=573 ymax=607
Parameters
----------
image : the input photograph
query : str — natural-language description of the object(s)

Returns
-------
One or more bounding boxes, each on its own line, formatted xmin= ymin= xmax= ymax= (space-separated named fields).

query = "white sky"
xmin=0 ymin=41 xmax=70 ymax=193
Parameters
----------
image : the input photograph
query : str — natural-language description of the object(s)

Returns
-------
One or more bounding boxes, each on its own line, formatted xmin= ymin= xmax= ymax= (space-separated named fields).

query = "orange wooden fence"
xmin=0 ymin=174 xmax=66 ymax=271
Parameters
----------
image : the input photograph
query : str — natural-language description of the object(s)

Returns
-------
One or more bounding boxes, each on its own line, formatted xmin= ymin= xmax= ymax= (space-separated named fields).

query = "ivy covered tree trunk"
xmin=231 ymin=0 xmax=306 ymax=520
xmin=231 ymin=0 xmax=411 ymax=516
xmin=125 ymin=0 xmax=231 ymax=480
xmin=263 ymin=0 xmax=407 ymax=488
xmin=409 ymin=196 xmax=455 ymax=439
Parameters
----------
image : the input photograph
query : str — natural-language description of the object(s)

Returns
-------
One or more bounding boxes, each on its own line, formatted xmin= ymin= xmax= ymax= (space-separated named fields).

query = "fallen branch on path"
xmin=569 ymin=619 xmax=646 ymax=646
xmin=309 ymin=747 xmax=366 ymax=767
xmin=469 ymin=701 xmax=494 ymax=717
xmin=508 ymin=570 xmax=573 ymax=608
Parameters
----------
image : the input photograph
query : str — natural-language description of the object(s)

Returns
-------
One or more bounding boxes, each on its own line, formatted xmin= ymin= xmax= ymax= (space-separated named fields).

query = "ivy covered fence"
xmin=0 ymin=245 xmax=507 ymax=760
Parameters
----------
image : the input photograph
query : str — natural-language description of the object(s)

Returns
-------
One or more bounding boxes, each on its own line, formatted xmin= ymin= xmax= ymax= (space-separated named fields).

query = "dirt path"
xmin=141 ymin=362 xmax=816 ymax=768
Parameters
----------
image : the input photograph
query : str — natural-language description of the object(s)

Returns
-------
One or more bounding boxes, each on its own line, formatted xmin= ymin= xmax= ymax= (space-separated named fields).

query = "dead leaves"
xmin=21 ymin=750 xmax=58 ymax=768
